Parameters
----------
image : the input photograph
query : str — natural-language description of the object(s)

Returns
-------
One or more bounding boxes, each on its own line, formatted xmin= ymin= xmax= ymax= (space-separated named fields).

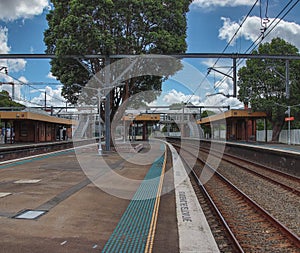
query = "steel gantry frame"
xmin=1 ymin=53 xmax=299 ymax=150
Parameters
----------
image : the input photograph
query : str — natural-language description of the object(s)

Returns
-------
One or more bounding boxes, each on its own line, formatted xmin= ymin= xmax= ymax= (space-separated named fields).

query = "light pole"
xmin=90 ymin=88 xmax=107 ymax=155
xmin=74 ymin=82 xmax=125 ymax=154
xmin=285 ymin=106 xmax=291 ymax=145
xmin=97 ymin=89 xmax=106 ymax=155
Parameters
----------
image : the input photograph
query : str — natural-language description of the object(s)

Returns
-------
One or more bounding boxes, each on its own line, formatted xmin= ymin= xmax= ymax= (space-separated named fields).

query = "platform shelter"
xmin=0 ymin=110 xmax=75 ymax=143
xmin=197 ymin=109 xmax=267 ymax=141
xmin=122 ymin=113 xmax=160 ymax=141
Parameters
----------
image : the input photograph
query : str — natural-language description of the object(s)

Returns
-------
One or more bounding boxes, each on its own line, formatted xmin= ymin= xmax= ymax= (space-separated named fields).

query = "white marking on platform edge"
xmin=14 ymin=179 xmax=41 ymax=184
xmin=167 ymin=143 xmax=220 ymax=253
xmin=0 ymin=192 xmax=12 ymax=198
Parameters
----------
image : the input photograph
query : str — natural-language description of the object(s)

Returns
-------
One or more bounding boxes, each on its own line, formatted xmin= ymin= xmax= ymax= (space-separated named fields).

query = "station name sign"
xmin=285 ymin=117 xmax=295 ymax=121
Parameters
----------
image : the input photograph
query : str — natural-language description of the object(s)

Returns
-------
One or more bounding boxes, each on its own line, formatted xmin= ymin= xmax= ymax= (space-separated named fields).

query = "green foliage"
xmin=201 ymin=110 xmax=215 ymax=136
xmin=201 ymin=110 xmax=215 ymax=118
xmin=237 ymin=38 xmax=300 ymax=141
xmin=162 ymin=122 xmax=179 ymax=133
xmin=44 ymin=0 xmax=191 ymax=110
xmin=0 ymin=90 xmax=24 ymax=107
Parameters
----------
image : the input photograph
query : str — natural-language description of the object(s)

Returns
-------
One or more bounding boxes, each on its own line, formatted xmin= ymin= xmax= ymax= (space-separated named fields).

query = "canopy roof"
xmin=0 ymin=111 xmax=75 ymax=126
xmin=197 ymin=109 xmax=267 ymax=125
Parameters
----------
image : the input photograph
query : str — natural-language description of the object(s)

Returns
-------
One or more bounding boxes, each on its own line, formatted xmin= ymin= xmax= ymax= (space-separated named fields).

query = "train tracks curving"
xmin=169 ymin=140 xmax=300 ymax=252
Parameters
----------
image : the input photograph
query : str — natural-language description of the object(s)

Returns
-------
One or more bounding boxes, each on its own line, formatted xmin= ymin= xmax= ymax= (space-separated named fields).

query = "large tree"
xmin=0 ymin=90 xmax=24 ymax=107
xmin=44 ymin=0 xmax=191 ymax=117
xmin=238 ymin=38 xmax=300 ymax=142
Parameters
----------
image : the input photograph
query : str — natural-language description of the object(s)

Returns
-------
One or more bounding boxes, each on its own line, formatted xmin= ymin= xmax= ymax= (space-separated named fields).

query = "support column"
xmin=233 ymin=58 xmax=237 ymax=97
xmin=142 ymin=121 xmax=147 ymax=141
xmin=105 ymin=56 xmax=111 ymax=151
xmin=264 ymin=118 xmax=267 ymax=143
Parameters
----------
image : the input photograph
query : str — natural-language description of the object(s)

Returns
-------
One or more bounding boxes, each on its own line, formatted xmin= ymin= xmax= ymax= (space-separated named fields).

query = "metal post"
xmin=288 ymin=106 xmax=291 ymax=145
xmin=98 ymin=89 xmax=103 ymax=155
xmin=285 ymin=60 xmax=290 ymax=99
xmin=123 ymin=117 xmax=125 ymax=143
xmin=181 ymin=102 xmax=185 ymax=137
xmin=12 ymin=83 xmax=15 ymax=100
xmin=264 ymin=118 xmax=267 ymax=142
xmin=105 ymin=56 xmax=111 ymax=151
xmin=233 ymin=58 xmax=237 ymax=97
xmin=44 ymin=91 xmax=47 ymax=110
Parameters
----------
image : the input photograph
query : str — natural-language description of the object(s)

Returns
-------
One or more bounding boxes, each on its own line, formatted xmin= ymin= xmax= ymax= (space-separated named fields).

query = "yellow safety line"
xmin=144 ymin=147 xmax=167 ymax=253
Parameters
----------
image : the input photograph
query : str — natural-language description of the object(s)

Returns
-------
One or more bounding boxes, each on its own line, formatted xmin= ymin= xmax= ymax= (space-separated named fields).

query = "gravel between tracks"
xmin=204 ymin=152 xmax=300 ymax=237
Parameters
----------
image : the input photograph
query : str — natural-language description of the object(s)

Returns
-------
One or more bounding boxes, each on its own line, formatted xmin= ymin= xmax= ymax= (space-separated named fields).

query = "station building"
xmin=197 ymin=109 xmax=267 ymax=141
xmin=0 ymin=110 xmax=75 ymax=143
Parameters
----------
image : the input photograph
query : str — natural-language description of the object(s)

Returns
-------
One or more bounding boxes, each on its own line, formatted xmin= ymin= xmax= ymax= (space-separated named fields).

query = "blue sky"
xmin=0 ymin=0 xmax=300 ymax=109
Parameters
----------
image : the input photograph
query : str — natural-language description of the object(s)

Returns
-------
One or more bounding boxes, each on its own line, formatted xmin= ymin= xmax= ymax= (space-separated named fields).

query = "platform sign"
xmin=285 ymin=117 xmax=294 ymax=121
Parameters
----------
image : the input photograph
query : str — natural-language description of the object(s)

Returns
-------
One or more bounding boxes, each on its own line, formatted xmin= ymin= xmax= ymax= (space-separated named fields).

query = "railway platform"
xmin=225 ymin=140 xmax=300 ymax=154
xmin=0 ymin=140 xmax=219 ymax=252
xmin=195 ymin=138 xmax=300 ymax=176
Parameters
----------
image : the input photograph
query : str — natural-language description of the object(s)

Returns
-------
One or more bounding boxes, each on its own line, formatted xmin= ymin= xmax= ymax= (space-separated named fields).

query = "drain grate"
xmin=14 ymin=210 xmax=46 ymax=220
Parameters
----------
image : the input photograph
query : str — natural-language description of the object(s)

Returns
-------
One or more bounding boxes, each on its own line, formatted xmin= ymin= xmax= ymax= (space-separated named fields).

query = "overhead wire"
xmin=213 ymin=0 xmax=299 ymax=92
xmin=245 ymin=0 xmax=295 ymax=54
xmin=184 ymin=0 xmax=259 ymax=104
xmin=0 ymin=71 xmax=66 ymax=106
xmin=211 ymin=0 xmax=260 ymax=71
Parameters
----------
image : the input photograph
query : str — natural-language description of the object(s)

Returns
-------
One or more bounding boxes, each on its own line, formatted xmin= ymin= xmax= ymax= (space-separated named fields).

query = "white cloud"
xmin=219 ymin=16 xmax=300 ymax=50
xmin=18 ymin=76 xmax=28 ymax=84
xmin=0 ymin=27 xmax=10 ymax=53
xmin=0 ymin=26 xmax=26 ymax=73
xmin=47 ymin=71 xmax=57 ymax=80
xmin=191 ymin=0 xmax=253 ymax=9
xmin=18 ymin=85 xmax=66 ymax=108
xmin=163 ymin=89 xmax=201 ymax=105
xmin=201 ymin=93 xmax=243 ymax=110
xmin=0 ymin=0 xmax=49 ymax=21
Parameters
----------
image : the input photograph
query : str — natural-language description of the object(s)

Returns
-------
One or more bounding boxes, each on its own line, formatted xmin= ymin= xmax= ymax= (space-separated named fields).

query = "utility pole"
xmin=105 ymin=56 xmax=111 ymax=151
xmin=44 ymin=91 xmax=47 ymax=110
xmin=285 ymin=60 xmax=290 ymax=99
xmin=207 ymin=57 xmax=237 ymax=97
xmin=233 ymin=58 xmax=237 ymax=97
xmin=286 ymin=106 xmax=291 ymax=145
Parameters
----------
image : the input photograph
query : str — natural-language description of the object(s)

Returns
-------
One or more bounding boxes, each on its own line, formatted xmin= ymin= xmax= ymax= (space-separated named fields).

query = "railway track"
xmin=170 ymin=141 xmax=300 ymax=252
xmin=200 ymin=146 xmax=300 ymax=196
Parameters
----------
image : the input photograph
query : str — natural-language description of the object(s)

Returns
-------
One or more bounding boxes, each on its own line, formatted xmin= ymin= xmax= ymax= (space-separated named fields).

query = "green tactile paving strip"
xmin=0 ymin=149 xmax=74 ymax=170
xmin=102 ymin=154 xmax=165 ymax=253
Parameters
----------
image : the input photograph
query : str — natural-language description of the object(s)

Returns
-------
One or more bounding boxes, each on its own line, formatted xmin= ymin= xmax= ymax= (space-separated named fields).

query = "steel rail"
xmin=208 ymin=160 xmax=300 ymax=249
xmin=169 ymin=140 xmax=300 ymax=250
xmin=199 ymin=146 xmax=300 ymax=196
xmin=190 ymin=165 xmax=244 ymax=253
xmin=171 ymin=142 xmax=244 ymax=252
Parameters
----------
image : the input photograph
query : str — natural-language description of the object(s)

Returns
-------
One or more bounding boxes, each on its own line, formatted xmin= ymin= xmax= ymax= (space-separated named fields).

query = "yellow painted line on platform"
xmin=144 ymin=147 xmax=167 ymax=253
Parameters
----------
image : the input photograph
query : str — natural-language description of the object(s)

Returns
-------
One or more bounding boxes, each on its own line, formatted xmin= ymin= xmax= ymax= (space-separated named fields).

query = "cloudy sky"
xmin=0 ymin=0 xmax=299 ymax=110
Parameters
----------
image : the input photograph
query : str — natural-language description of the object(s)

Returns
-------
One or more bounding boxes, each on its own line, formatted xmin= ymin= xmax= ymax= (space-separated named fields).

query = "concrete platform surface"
xmin=167 ymin=143 xmax=220 ymax=253
xmin=0 ymin=142 xmax=217 ymax=253
xmin=0 ymin=142 xmax=180 ymax=253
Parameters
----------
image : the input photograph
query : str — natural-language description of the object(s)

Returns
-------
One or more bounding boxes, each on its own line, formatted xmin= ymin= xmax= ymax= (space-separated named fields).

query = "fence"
xmin=257 ymin=129 xmax=300 ymax=145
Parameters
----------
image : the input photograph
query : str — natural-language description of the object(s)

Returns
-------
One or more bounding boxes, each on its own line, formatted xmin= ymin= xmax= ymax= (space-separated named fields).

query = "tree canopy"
xmin=238 ymin=37 xmax=300 ymax=141
xmin=44 ymin=0 xmax=191 ymax=115
xmin=0 ymin=90 xmax=24 ymax=107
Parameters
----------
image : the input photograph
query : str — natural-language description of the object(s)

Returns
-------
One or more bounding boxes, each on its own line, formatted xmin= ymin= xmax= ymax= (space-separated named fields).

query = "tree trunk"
xmin=271 ymin=120 xmax=284 ymax=142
